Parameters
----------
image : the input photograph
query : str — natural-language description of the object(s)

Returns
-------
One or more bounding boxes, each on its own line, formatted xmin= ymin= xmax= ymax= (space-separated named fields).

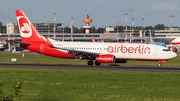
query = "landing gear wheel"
xmin=158 ymin=63 xmax=161 ymax=67
xmin=87 ymin=60 xmax=93 ymax=66
xmin=95 ymin=60 xmax=101 ymax=66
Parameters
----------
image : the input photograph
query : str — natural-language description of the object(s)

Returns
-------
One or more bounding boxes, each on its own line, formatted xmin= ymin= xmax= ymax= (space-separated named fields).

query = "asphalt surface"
xmin=0 ymin=63 xmax=180 ymax=73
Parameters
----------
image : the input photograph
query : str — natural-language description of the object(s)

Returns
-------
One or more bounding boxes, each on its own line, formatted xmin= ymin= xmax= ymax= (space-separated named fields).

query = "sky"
xmin=1 ymin=0 xmax=180 ymax=28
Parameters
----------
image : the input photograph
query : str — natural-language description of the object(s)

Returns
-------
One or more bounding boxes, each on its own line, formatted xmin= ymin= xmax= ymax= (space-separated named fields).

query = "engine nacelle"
xmin=115 ymin=59 xmax=127 ymax=63
xmin=97 ymin=55 xmax=116 ymax=63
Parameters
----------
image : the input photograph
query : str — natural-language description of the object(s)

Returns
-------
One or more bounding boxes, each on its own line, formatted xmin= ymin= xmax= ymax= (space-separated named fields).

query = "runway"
xmin=0 ymin=63 xmax=180 ymax=72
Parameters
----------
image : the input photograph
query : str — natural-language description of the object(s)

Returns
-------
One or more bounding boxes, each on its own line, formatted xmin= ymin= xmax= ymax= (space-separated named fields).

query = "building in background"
xmin=6 ymin=22 xmax=15 ymax=34
xmin=154 ymin=28 xmax=180 ymax=38
xmin=32 ymin=23 xmax=71 ymax=33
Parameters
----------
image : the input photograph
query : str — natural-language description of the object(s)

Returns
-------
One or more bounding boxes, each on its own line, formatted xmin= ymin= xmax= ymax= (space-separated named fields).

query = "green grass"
xmin=0 ymin=53 xmax=179 ymax=66
xmin=0 ymin=68 xmax=180 ymax=100
xmin=0 ymin=52 xmax=180 ymax=100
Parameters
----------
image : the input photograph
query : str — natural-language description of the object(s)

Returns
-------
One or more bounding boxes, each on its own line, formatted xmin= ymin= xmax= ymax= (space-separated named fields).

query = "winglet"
xmin=44 ymin=36 xmax=54 ymax=48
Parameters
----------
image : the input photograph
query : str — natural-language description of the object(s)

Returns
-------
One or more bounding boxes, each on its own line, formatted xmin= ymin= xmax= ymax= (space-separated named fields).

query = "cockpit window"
xmin=163 ymin=49 xmax=170 ymax=51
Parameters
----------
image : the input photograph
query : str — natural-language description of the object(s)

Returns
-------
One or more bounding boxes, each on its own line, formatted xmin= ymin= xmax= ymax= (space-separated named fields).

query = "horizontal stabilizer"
xmin=8 ymin=40 xmax=31 ymax=46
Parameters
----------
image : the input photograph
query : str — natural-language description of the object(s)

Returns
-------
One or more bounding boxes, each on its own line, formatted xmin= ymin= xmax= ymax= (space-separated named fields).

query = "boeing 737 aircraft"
xmin=172 ymin=37 xmax=180 ymax=46
xmin=15 ymin=10 xmax=177 ymax=66
xmin=149 ymin=29 xmax=166 ymax=47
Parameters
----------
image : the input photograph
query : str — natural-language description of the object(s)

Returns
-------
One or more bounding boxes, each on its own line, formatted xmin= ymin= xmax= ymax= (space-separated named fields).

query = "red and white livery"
xmin=15 ymin=10 xmax=177 ymax=66
xmin=172 ymin=37 xmax=180 ymax=46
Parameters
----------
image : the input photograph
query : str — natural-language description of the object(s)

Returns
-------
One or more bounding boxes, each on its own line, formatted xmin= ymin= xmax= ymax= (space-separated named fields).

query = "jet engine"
xmin=96 ymin=54 xmax=116 ymax=63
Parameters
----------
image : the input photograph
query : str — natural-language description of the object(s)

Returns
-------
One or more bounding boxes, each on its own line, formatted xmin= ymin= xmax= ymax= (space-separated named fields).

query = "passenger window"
xmin=163 ymin=49 xmax=170 ymax=51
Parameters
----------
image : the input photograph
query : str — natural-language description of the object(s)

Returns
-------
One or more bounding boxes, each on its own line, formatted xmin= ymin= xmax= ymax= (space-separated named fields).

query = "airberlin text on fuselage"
xmin=107 ymin=45 xmax=150 ymax=54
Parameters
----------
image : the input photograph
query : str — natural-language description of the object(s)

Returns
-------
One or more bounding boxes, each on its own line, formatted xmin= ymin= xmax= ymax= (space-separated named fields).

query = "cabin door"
xmin=40 ymin=44 xmax=44 ymax=52
xmin=154 ymin=47 xmax=158 ymax=55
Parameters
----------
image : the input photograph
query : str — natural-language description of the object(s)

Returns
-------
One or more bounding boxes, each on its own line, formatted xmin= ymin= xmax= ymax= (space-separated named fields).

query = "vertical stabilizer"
xmin=149 ymin=29 xmax=154 ymax=42
xmin=15 ymin=10 xmax=44 ymax=43
xmin=92 ymin=38 xmax=95 ymax=42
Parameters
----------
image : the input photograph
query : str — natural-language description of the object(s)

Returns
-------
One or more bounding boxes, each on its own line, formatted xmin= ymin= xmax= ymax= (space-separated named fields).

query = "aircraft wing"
xmin=59 ymin=48 xmax=100 ymax=59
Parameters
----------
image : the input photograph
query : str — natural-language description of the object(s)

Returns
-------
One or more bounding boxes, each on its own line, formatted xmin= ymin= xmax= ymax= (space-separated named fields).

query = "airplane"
xmin=149 ymin=29 xmax=166 ymax=47
xmin=172 ymin=37 xmax=180 ymax=46
xmin=15 ymin=10 xmax=177 ymax=66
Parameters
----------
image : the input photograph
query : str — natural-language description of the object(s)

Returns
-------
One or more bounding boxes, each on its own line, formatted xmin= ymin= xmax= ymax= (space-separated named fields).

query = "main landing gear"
xmin=87 ymin=60 xmax=93 ymax=66
xmin=95 ymin=60 xmax=101 ymax=66
xmin=87 ymin=60 xmax=101 ymax=66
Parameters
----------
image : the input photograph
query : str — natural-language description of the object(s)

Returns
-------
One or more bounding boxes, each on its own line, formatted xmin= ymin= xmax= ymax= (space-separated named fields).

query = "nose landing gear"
xmin=158 ymin=63 xmax=161 ymax=67
xmin=158 ymin=60 xmax=167 ymax=66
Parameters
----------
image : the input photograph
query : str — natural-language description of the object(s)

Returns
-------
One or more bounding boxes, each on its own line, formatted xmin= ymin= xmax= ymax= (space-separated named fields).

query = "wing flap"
xmin=58 ymin=48 xmax=99 ymax=59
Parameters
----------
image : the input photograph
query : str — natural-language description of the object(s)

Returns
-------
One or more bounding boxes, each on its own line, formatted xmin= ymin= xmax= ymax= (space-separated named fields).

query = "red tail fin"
xmin=92 ymin=38 xmax=95 ymax=42
xmin=15 ymin=10 xmax=44 ymax=43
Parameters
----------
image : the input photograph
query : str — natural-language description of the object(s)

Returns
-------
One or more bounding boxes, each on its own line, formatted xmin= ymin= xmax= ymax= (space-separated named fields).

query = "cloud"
xmin=148 ymin=2 xmax=180 ymax=10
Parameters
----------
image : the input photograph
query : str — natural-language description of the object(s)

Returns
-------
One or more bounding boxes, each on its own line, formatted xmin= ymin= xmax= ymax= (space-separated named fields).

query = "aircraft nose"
xmin=170 ymin=52 xmax=177 ymax=59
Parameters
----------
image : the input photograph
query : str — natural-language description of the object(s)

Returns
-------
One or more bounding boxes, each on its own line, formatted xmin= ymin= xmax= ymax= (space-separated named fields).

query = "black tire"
xmin=87 ymin=60 xmax=93 ymax=66
xmin=95 ymin=60 xmax=101 ymax=66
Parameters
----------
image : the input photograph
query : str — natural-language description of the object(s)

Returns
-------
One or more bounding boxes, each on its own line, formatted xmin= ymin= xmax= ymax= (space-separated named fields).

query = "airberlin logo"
xmin=21 ymin=23 xmax=30 ymax=33
xmin=19 ymin=17 xmax=32 ymax=38
xmin=107 ymin=45 xmax=150 ymax=54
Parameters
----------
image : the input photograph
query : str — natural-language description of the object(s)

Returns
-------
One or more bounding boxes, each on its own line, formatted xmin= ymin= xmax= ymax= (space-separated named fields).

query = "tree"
xmin=144 ymin=26 xmax=153 ymax=30
xmin=0 ymin=22 xmax=2 ymax=29
xmin=73 ymin=27 xmax=80 ymax=33
xmin=114 ymin=25 xmax=124 ymax=32
xmin=0 ymin=22 xmax=6 ymax=33
xmin=79 ymin=27 xmax=85 ymax=33
xmin=134 ymin=26 xmax=142 ymax=30
xmin=90 ymin=26 xmax=97 ymax=33
xmin=153 ymin=24 xmax=165 ymax=30
xmin=118 ymin=26 xmax=124 ymax=31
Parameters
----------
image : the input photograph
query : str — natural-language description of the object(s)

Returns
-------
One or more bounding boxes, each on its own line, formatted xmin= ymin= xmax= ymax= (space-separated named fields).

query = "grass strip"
xmin=0 ymin=68 xmax=180 ymax=100
xmin=0 ymin=53 xmax=179 ymax=66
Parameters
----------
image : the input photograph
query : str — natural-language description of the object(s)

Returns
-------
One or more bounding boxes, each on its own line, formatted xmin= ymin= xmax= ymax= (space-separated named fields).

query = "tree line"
xmin=0 ymin=22 xmax=6 ymax=33
xmin=72 ymin=24 xmax=177 ymax=33
xmin=0 ymin=21 xmax=178 ymax=33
